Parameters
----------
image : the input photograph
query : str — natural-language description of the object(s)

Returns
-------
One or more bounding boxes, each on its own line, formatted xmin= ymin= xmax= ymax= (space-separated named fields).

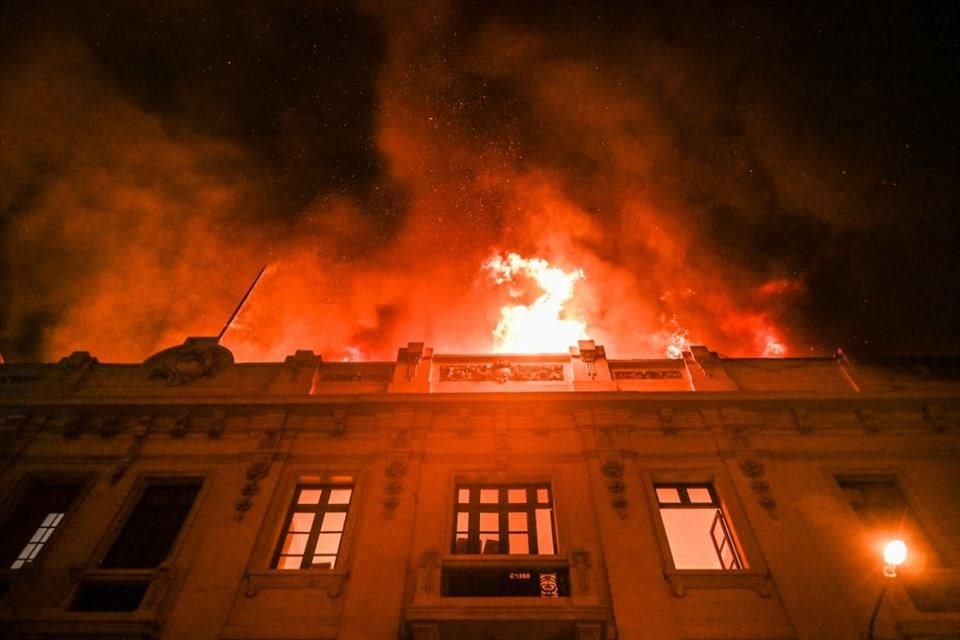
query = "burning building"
xmin=0 ymin=336 xmax=958 ymax=640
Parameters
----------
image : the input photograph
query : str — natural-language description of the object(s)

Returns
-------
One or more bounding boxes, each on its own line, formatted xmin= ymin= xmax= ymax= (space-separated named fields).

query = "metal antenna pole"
xmin=218 ymin=265 xmax=267 ymax=342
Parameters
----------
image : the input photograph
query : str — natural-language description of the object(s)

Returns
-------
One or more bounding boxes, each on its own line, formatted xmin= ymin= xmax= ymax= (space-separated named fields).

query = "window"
xmin=444 ymin=483 xmax=568 ymax=597
xmin=452 ymin=484 xmax=556 ymax=555
xmin=655 ymin=483 xmax=744 ymax=570
xmin=837 ymin=476 xmax=943 ymax=569
xmin=0 ymin=480 xmax=85 ymax=570
xmin=102 ymin=480 xmax=201 ymax=569
xmin=837 ymin=476 xmax=956 ymax=611
xmin=274 ymin=485 xmax=353 ymax=570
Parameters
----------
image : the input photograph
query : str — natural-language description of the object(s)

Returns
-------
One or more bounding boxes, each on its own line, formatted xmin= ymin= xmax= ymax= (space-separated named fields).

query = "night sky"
xmin=1 ymin=1 xmax=958 ymax=362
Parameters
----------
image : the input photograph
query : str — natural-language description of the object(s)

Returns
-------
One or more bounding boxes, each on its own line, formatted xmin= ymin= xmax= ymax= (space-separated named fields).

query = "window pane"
xmin=281 ymin=533 xmax=308 ymax=555
xmin=656 ymin=487 xmax=681 ymax=504
xmin=536 ymin=509 xmax=555 ymax=555
xmin=275 ymin=484 xmax=354 ymax=571
xmin=321 ymin=512 xmax=346 ymax=532
xmin=508 ymin=489 xmax=527 ymax=503
xmin=508 ymin=512 xmax=528 ymax=532
xmin=315 ymin=532 xmax=342 ymax=555
xmin=277 ymin=556 xmax=302 ymax=570
xmin=687 ymin=487 xmax=713 ymax=504
xmin=509 ymin=533 xmax=530 ymax=554
xmin=480 ymin=533 xmax=501 ymax=554
xmin=328 ymin=489 xmax=352 ymax=505
xmin=312 ymin=555 xmax=336 ymax=569
xmin=452 ymin=484 xmax=558 ymax=556
xmin=289 ymin=513 xmax=315 ymax=532
xmin=458 ymin=488 xmax=470 ymax=503
xmin=660 ymin=508 xmax=724 ymax=569
xmin=298 ymin=489 xmax=322 ymax=505
xmin=101 ymin=482 xmax=201 ymax=569
xmin=479 ymin=513 xmax=499 ymax=532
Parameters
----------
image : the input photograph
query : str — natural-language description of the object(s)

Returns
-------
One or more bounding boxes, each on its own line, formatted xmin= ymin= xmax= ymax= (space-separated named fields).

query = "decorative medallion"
xmin=145 ymin=338 xmax=234 ymax=385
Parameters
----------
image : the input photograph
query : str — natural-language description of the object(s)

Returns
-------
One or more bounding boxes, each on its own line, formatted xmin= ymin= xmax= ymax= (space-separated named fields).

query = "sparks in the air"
xmin=485 ymin=253 xmax=588 ymax=353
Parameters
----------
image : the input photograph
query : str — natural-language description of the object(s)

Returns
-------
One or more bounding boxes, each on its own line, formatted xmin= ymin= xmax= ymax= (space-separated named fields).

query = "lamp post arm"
xmin=867 ymin=581 xmax=889 ymax=640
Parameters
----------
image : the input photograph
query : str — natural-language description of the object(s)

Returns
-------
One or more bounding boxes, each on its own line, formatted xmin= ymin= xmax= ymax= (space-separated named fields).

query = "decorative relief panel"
xmin=439 ymin=361 xmax=564 ymax=383
xmin=612 ymin=369 xmax=683 ymax=380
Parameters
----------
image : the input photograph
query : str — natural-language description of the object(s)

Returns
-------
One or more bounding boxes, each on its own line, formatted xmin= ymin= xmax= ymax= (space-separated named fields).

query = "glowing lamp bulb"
xmin=882 ymin=539 xmax=907 ymax=577
xmin=883 ymin=540 xmax=907 ymax=566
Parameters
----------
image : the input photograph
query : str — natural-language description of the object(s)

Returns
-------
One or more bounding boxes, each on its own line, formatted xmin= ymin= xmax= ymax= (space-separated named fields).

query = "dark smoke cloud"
xmin=1 ymin=0 xmax=958 ymax=362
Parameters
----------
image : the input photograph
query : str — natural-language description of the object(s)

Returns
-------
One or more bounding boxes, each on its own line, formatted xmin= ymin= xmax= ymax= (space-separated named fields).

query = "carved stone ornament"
xmin=145 ymin=337 xmax=234 ymax=385
xmin=613 ymin=369 xmax=683 ymax=380
xmin=439 ymin=361 xmax=564 ymax=383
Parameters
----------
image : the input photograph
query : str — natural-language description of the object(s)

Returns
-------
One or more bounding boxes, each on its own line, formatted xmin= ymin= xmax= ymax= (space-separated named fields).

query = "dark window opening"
xmin=274 ymin=485 xmax=353 ymax=570
xmin=655 ymin=483 xmax=744 ymax=570
xmin=837 ymin=476 xmax=953 ymax=611
xmin=101 ymin=481 xmax=201 ymax=569
xmin=452 ymin=484 xmax=557 ymax=556
xmin=0 ymin=480 xmax=85 ymax=570
xmin=70 ymin=581 xmax=149 ymax=612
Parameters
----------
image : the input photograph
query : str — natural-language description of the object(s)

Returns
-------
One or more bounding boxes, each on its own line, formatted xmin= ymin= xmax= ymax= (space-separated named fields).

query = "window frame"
xmin=0 ymin=473 xmax=92 ymax=576
xmin=272 ymin=483 xmax=355 ymax=571
xmin=240 ymin=467 xmax=364 ymax=600
xmin=69 ymin=472 xmax=208 ymax=616
xmin=653 ymin=482 xmax=745 ymax=571
xmin=99 ymin=478 xmax=204 ymax=570
xmin=435 ymin=474 xmax=569 ymax=600
xmin=643 ymin=468 xmax=772 ymax=597
xmin=451 ymin=483 xmax=559 ymax=557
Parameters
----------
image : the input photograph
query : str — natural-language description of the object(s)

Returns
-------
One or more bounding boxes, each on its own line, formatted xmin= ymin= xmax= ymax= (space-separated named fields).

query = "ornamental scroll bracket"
xmin=601 ymin=459 xmax=628 ymax=516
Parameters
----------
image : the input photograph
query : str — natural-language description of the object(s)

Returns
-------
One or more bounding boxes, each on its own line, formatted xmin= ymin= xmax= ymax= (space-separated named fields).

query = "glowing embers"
xmin=655 ymin=483 xmax=744 ymax=570
xmin=453 ymin=484 xmax=556 ymax=556
xmin=486 ymin=253 xmax=587 ymax=353
xmin=275 ymin=485 xmax=352 ymax=570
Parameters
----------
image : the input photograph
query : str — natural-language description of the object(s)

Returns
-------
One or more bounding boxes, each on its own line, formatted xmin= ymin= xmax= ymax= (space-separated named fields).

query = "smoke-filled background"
xmin=1 ymin=1 xmax=958 ymax=362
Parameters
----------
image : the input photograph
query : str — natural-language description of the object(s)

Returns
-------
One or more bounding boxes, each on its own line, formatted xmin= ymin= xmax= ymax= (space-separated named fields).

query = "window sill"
xmin=69 ymin=567 xmax=172 ymax=612
xmin=663 ymin=567 xmax=773 ymax=597
xmin=890 ymin=569 xmax=960 ymax=636
xmin=443 ymin=554 xmax=565 ymax=568
xmin=242 ymin=568 xmax=349 ymax=598
xmin=0 ymin=615 xmax=157 ymax=638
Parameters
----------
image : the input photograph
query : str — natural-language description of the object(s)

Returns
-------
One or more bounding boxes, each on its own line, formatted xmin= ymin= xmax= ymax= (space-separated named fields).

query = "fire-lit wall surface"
xmin=0 ymin=338 xmax=959 ymax=640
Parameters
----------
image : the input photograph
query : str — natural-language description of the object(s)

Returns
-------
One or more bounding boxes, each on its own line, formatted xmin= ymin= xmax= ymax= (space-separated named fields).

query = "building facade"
xmin=0 ymin=337 xmax=958 ymax=639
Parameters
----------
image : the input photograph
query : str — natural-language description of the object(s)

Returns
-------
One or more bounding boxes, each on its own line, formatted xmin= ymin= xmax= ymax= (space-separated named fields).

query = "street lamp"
xmin=868 ymin=539 xmax=908 ymax=640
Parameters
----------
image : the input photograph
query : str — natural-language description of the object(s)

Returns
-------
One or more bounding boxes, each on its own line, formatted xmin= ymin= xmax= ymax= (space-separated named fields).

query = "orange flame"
xmin=485 ymin=253 xmax=588 ymax=353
